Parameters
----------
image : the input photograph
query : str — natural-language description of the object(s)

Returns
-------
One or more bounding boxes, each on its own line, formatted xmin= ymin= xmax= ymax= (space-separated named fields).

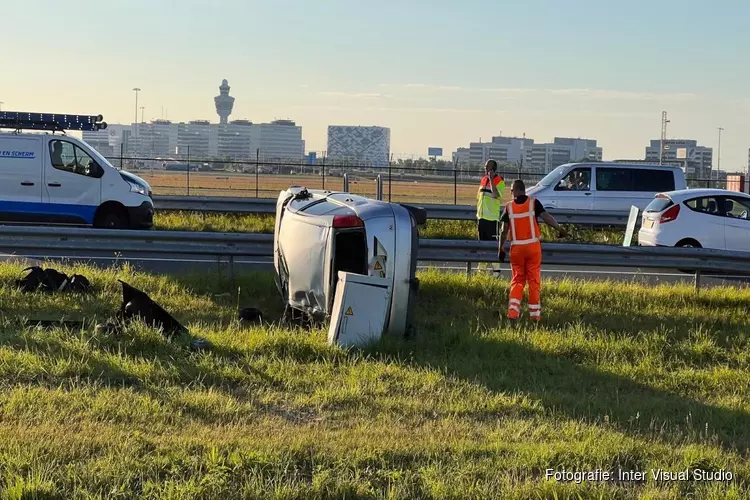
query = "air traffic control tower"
xmin=214 ymin=79 xmax=235 ymax=124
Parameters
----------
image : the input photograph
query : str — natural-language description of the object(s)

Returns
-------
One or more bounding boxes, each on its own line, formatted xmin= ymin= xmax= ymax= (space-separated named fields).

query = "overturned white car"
xmin=273 ymin=187 xmax=425 ymax=337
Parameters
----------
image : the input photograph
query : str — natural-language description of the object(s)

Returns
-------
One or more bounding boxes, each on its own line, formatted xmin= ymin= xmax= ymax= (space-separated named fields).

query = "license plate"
xmin=644 ymin=219 xmax=654 ymax=229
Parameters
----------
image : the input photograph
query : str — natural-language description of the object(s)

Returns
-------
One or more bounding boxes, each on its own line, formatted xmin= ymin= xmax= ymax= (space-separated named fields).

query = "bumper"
xmin=128 ymin=200 xmax=154 ymax=229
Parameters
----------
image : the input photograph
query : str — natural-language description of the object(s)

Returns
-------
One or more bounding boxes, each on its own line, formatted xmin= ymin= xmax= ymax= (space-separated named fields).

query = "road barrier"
xmin=0 ymin=226 xmax=747 ymax=289
xmin=152 ymin=195 xmax=634 ymax=226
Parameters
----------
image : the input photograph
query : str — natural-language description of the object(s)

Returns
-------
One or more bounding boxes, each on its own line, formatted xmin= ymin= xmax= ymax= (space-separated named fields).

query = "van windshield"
xmin=80 ymin=141 xmax=115 ymax=171
xmin=538 ymin=165 xmax=567 ymax=187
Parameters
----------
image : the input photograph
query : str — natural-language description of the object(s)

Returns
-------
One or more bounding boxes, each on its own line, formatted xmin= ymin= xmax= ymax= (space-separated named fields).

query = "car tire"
xmin=96 ymin=210 xmax=128 ymax=230
xmin=676 ymin=239 xmax=701 ymax=274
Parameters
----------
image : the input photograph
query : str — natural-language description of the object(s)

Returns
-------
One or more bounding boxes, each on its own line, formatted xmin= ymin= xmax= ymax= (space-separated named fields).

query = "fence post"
xmin=255 ymin=148 xmax=260 ymax=198
xmin=322 ymin=161 xmax=326 ymax=191
xmin=343 ymin=173 xmax=349 ymax=192
xmin=454 ymin=169 xmax=458 ymax=205
xmin=119 ymin=143 xmax=124 ymax=170
xmin=388 ymin=164 xmax=392 ymax=202
xmin=186 ymin=145 xmax=190 ymax=196
xmin=694 ymin=270 xmax=701 ymax=292
xmin=376 ymin=175 xmax=383 ymax=200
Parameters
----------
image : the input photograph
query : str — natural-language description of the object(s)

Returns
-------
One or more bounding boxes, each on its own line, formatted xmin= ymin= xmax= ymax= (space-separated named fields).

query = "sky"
xmin=2 ymin=0 xmax=750 ymax=170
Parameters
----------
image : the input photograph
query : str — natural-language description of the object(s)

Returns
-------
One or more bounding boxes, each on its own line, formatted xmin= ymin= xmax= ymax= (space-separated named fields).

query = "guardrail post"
xmin=376 ymin=175 xmax=383 ymax=200
xmin=343 ymin=173 xmax=349 ymax=192
xmin=466 ymin=261 xmax=472 ymax=277
xmin=695 ymin=270 xmax=701 ymax=292
xmin=229 ymin=255 xmax=235 ymax=288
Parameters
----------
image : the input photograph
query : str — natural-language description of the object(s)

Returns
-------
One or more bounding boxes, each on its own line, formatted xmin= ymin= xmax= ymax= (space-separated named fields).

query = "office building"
xmin=645 ymin=139 xmax=712 ymax=176
xmin=127 ymin=119 xmax=178 ymax=157
xmin=526 ymin=138 xmax=602 ymax=173
xmin=327 ymin=125 xmax=391 ymax=168
xmin=452 ymin=147 xmax=470 ymax=166
xmin=82 ymin=124 xmax=132 ymax=157
xmin=177 ymin=120 xmax=211 ymax=157
xmin=251 ymin=120 xmax=305 ymax=162
xmin=212 ymin=120 xmax=253 ymax=159
xmin=465 ymin=136 xmax=534 ymax=167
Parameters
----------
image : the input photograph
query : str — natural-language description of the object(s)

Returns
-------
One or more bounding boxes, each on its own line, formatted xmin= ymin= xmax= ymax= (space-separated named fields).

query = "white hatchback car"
xmin=638 ymin=189 xmax=750 ymax=252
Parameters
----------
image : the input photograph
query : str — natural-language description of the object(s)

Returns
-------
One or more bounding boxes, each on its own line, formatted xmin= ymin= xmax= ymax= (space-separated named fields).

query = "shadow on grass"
xmin=378 ymin=278 xmax=750 ymax=452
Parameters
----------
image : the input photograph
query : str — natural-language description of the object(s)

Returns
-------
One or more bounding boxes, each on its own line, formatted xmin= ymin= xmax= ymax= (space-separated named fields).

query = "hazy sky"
xmin=3 ymin=0 xmax=750 ymax=170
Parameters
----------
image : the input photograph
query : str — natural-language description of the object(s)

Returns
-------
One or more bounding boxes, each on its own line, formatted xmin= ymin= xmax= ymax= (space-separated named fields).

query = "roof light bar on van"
xmin=0 ymin=112 xmax=107 ymax=133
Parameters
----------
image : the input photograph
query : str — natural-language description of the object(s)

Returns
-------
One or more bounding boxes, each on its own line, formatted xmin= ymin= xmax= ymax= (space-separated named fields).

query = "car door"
xmin=549 ymin=166 xmax=593 ymax=209
xmin=44 ymin=139 xmax=103 ymax=225
xmin=720 ymin=196 xmax=750 ymax=252
xmin=683 ymin=196 xmax=727 ymax=249
xmin=0 ymin=136 xmax=44 ymax=222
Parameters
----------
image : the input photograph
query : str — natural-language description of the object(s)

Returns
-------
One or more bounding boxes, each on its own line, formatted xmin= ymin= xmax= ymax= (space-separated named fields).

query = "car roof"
xmin=562 ymin=162 xmax=682 ymax=170
xmin=661 ymin=188 xmax=750 ymax=201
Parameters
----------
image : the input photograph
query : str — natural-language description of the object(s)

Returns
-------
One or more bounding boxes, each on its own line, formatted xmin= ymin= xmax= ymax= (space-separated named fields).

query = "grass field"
xmin=138 ymin=171 xmax=502 ymax=206
xmin=155 ymin=211 xmax=630 ymax=244
xmin=0 ymin=262 xmax=748 ymax=498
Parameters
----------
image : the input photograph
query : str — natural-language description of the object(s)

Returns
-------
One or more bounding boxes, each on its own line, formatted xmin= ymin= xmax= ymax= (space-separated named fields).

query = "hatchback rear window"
xmin=645 ymin=196 xmax=674 ymax=213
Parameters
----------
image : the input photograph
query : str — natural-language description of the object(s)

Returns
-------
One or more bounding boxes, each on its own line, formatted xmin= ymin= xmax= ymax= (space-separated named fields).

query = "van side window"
xmin=633 ymin=170 xmax=674 ymax=192
xmin=554 ymin=167 xmax=591 ymax=191
xmin=596 ymin=168 xmax=632 ymax=191
xmin=49 ymin=140 xmax=103 ymax=178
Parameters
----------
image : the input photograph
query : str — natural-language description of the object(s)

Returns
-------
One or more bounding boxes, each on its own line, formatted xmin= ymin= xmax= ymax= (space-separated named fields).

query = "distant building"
xmin=82 ymin=124 xmax=131 ymax=157
xmin=645 ymin=139 xmax=712 ymax=177
xmin=250 ymin=120 xmax=305 ymax=162
xmin=526 ymin=138 xmax=602 ymax=173
xmin=212 ymin=120 xmax=253 ymax=159
xmin=128 ymin=119 xmax=178 ymax=157
xmin=214 ymin=79 xmax=235 ymax=125
xmin=177 ymin=120 xmax=211 ymax=157
xmin=327 ymin=125 xmax=391 ymax=168
xmin=452 ymin=136 xmax=601 ymax=173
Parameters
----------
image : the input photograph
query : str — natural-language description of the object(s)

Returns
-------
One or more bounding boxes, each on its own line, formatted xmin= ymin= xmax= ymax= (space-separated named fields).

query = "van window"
xmin=596 ymin=168 xmax=632 ymax=191
xmin=49 ymin=140 xmax=103 ymax=178
xmin=554 ymin=167 xmax=591 ymax=191
xmin=633 ymin=170 xmax=674 ymax=192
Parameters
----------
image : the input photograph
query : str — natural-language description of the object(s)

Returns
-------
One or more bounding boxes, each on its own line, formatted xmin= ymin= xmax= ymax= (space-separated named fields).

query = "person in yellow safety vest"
xmin=476 ymin=159 xmax=505 ymax=277
xmin=498 ymin=179 xmax=568 ymax=321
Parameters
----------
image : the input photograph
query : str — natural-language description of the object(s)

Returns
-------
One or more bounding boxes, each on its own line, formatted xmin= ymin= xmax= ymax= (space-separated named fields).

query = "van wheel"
xmin=95 ymin=209 xmax=128 ymax=230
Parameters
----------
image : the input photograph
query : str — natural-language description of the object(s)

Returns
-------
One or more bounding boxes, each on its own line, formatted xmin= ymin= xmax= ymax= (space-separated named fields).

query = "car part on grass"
xmin=273 ymin=187 xmax=420 ymax=340
xmin=118 ymin=280 xmax=188 ymax=338
xmin=16 ymin=267 xmax=93 ymax=294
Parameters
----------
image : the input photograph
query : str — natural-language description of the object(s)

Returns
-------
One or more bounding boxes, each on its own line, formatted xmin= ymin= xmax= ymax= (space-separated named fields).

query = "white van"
xmin=526 ymin=162 xmax=687 ymax=211
xmin=0 ymin=113 xmax=153 ymax=229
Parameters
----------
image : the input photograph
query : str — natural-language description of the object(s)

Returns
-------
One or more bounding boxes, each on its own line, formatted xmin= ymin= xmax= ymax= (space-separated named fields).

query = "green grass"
xmin=0 ymin=262 xmax=747 ymax=498
xmin=155 ymin=211 xmax=628 ymax=244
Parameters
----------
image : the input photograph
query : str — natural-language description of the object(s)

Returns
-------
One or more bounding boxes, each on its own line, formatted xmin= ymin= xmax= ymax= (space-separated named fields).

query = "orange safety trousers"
xmin=508 ymin=241 xmax=542 ymax=320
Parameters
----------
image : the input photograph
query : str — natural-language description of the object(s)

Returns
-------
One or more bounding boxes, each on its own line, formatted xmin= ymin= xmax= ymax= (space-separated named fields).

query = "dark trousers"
xmin=477 ymin=218 xmax=499 ymax=241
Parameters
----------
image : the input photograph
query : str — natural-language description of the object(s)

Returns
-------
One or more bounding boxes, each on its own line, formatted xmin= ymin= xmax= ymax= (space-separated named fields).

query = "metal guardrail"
xmin=0 ymin=226 xmax=747 ymax=289
xmin=152 ymin=195 xmax=633 ymax=226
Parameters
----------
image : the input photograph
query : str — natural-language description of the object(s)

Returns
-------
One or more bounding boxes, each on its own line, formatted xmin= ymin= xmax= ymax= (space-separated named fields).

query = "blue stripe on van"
xmin=0 ymin=201 xmax=97 ymax=224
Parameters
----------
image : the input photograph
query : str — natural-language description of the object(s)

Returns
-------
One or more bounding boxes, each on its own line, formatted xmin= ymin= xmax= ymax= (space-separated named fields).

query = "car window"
xmin=645 ymin=196 xmax=673 ymax=213
xmin=554 ymin=167 xmax=591 ymax=191
xmin=49 ymin=140 xmax=103 ymax=178
xmin=596 ymin=168 xmax=632 ymax=191
xmin=633 ymin=170 xmax=675 ymax=192
xmin=684 ymin=196 xmax=723 ymax=217
xmin=723 ymin=197 xmax=750 ymax=220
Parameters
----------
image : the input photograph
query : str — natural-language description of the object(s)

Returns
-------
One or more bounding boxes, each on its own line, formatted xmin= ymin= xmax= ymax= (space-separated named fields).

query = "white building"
xmin=645 ymin=139 xmax=712 ymax=176
xmin=82 ymin=124 xmax=132 ymax=157
xmin=177 ymin=120 xmax=211 ymax=157
xmin=327 ymin=125 xmax=391 ymax=168
xmin=128 ymin=119 xmax=178 ymax=158
xmin=526 ymin=138 xmax=602 ymax=173
xmin=250 ymin=120 xmax=305 ymax=162
xmin=211 ymin=120 xmax=254 ymax=159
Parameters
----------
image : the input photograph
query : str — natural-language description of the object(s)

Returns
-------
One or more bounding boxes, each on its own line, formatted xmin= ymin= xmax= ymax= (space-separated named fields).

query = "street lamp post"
xmin=140 ymin=106 xmax=145 ymax=123
xmin=132 ymin=88 xmax=141 ymax=163
xmin=716 ymin=127 xmax=724 ymax=185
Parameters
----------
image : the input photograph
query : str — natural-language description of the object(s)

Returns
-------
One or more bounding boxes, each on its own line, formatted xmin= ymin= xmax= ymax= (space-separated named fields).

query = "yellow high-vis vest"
xmin=476 ymin=175 xmax=504 ymax=221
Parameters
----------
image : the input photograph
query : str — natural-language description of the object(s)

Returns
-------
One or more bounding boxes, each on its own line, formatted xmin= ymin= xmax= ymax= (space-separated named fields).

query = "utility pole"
xmin=716 ymin=127 xmax=724 ymax=181
xmin=659 ymin=111 xmax=670 ymax=165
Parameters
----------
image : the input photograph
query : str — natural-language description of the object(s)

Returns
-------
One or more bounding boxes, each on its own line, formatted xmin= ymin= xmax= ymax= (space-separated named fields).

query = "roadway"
xmin=0 ymin=249 xmax=747 ymax=288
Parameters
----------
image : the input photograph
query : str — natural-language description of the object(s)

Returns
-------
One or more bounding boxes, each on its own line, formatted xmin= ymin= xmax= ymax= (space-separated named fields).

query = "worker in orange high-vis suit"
xmin=498 ymin=179 xmax=568 ymax=321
